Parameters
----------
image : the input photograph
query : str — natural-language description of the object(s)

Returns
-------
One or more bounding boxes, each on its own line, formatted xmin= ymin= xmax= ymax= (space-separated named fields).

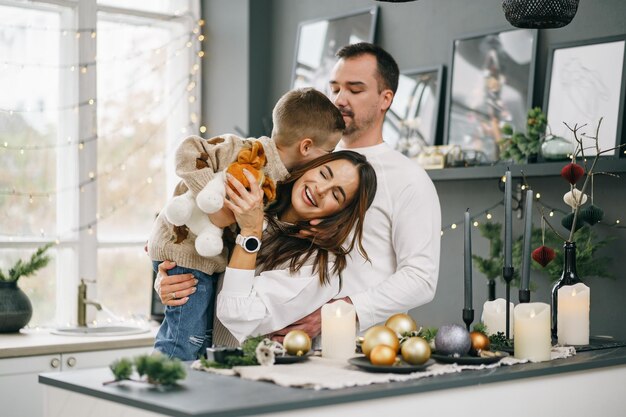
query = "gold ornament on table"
xmin=369 ymin=345 xmax=398 ymax=366
xmin=469 ymin=331 xmax=491 ymax=355
xmin=283 ymin=330 xmax=311 ymax=356
xmin=385 ymin=313 xmax=418 ymax=336
xmin=362 ymin=325 xmax=400 ymax=358
xmin=400 ymin=337 xmax=431 ymax=365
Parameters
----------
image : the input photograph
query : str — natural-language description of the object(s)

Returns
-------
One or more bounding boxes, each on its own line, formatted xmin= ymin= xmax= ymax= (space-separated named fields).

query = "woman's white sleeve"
xmin=216 ymin=266 xmax=340 ymax=343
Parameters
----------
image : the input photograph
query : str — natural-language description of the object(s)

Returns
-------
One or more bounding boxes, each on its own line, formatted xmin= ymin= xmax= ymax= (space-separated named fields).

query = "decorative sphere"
xmin=469 ymin=331 xmax=491 ymax=355
xmin=369 ymin=345 xmax=397 ymax=366
xmin=362 ymin=325 xmax=400 ymax=358
xmin=385 ymin=313 xmax=418 ymax=336
xmin=283 ymin=330 xmax=311 ymax=356
xmin=434 ymin=324 xmax=471 ymax=356
xmin=401 ymin=337 xmax=431 ymax=365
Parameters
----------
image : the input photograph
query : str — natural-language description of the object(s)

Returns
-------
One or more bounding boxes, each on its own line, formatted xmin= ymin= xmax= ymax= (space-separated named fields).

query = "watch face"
xmin=244 ymin=237 xmax=260 ymax=252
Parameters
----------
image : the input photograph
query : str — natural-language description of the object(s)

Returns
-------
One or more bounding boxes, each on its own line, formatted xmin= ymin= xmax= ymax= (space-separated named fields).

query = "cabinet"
xmin=0 ymin=346 xmax=152 ymax=417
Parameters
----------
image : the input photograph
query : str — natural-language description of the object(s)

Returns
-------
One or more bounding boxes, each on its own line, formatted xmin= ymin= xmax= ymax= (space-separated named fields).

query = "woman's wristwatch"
xmin=235 ymin=234 xmax=261 ymax=253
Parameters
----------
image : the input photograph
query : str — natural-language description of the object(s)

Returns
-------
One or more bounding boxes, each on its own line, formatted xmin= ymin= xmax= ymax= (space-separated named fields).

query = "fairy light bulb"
xmin=486 ymin=213 xmax=492 ymax=220
xmin=440 ymin=230 xmax=444 ymax=236
xmin=90 ymin=31 xmax=96 ymax=39
xmin=79 ymin=142 xmax=84 ymax=150
xmin=70 ymin=66 xmax=76 ymax=72
xmin=146 ymin=177 xmax=153 ymax=184
xmin=88 ymin=99 xmax=94 ymax=105
xmin=75 ymin=32 xmax=80 ymax=39
xmin=198 ymin=51 xmax=205 ymax=58
xmin=617 ymin=220 xmax=621 ymax=225
xmin=87 ymin=225 xmax=94 ymax=235
xmin=501 ymin=175 xmax=506 ymax=183
xmin=198 ymin=35 xmax=205 ymax=41
xmin=199 ymin=125 xmax=207 ymax=133
xmin=549 ymin=210 xmax=554 ymax=217
xmin=473 ymin=221 xmax=479 ymax=227
xmin=521 ymin=184 xmax=526 ymax=190
xmin=451 ymin=223 xmax=457 ymax=230
xmin=535 ymin=193 xmax=541 ymax=199
xmin=193 ymin=27 xmax=199 ymax=34
xmin=80 ymin=66 xmax=87 ymax=74
xmin=88 ymin=171 xmax=95 ymax=179
xmin=188 ymin=96 xmax=196 ymax=103
xmin=199 ymin=19 xmax=205 ymax=26
xmin=186 ymin=41 xmax=192 ymax=48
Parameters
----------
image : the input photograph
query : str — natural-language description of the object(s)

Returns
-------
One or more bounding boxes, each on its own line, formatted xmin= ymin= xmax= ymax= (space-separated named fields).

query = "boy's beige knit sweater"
xmin=147 ymin=134 xmax=289 ymax=275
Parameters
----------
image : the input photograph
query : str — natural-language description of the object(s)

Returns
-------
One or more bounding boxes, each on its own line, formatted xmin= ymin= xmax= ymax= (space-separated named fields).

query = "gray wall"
xmin=203 ymin=0 xmax=626 ymax=339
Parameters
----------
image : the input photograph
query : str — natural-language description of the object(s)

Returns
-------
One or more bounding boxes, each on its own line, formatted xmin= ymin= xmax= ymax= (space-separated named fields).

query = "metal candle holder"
xmin=463 ymin=308 xmax=474 ymax=332
xmin=503 ymin=266 xmax=514 ymax=339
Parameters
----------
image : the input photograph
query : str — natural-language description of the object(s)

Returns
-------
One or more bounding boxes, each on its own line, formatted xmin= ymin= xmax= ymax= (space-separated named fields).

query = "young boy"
xmin=147 ymin=88 xmax=345 ymax=360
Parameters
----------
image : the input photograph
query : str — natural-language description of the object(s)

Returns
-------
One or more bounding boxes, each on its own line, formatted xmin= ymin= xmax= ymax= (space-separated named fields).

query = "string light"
xmin=199 ymin=125 xmax=207 ymax=134
xmin=450 ymin=223 xmax=457 ymax=230
xmin=473 ymin=221 xmax=479 ymax=227
xmin=486 ymin=213 xmax=492 ymax=220
xmin=535 ymin=193 xmax=541 ymax=199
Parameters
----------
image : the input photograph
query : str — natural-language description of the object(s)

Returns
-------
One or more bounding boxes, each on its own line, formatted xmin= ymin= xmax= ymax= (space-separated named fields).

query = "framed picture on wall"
xmin=444 ymin=28 xmax=537 ymax=163
xmin=383 ymin=65 xmax=445 ymax=156
xmin=291 ymin=7 xmax=378 ymax=93
xmin=544 ymin=35 xmax=626 ymax=156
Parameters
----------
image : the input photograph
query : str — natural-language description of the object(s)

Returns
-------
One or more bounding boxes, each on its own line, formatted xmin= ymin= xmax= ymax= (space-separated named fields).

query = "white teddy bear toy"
xmin=164 ymin=171 xmax=227 ymax=257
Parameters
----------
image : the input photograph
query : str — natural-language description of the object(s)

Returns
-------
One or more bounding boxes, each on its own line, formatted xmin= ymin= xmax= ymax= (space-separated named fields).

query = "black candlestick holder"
xmin=503 ymin=266 xmax=514 ymax=339
xmin=488 ymin=280 xmax=496 ymax=301
xmin=519 ymin=288 xmax=530 ymax=303
xmin=463 ymin=308 xmax=474 ymax=331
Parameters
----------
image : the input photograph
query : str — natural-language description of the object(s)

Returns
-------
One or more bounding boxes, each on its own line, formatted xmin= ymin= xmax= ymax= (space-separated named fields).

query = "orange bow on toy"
xmin=226 ymin=141 xmax=276 ymax=202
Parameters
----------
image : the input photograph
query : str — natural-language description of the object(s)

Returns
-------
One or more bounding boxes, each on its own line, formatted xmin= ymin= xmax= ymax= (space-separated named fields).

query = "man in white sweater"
xmin=157 ymin=43 xmax=441 ymax=340
xmin=270 ymin=42 xmax=441 ymax=337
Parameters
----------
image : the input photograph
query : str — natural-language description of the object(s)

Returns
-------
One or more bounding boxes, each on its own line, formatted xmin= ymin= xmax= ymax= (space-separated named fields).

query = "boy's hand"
xmin=208 ymin=205 xmax=236 ymax=228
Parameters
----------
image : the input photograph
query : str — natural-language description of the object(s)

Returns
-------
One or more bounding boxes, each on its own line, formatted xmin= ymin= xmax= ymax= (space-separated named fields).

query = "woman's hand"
xmin=223 ymin=170 xmax=264 ymax=236
xmin=155 ymin=261 xmax=198 ymax=306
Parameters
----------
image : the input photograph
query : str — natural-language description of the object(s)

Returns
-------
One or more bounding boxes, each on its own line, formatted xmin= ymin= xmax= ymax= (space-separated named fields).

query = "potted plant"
xmin=0 ymin=243 xmax=53 ymax=332
xmin=499 ymin=107 xmax=547 ymax=164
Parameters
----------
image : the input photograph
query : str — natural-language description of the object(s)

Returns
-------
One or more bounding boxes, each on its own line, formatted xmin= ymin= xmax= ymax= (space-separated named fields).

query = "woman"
xmin=157 ymin=151 xmax=376 ymax=343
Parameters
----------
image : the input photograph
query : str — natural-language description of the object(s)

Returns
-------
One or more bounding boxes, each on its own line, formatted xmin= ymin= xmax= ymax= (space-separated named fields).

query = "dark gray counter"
xmin=39 ymin=347 xmax=626 ymax=417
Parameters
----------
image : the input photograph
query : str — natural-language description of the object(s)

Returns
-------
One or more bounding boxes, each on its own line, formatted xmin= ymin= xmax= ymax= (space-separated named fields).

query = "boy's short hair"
xmin=272 ymin=88 xmax=345 ymax=147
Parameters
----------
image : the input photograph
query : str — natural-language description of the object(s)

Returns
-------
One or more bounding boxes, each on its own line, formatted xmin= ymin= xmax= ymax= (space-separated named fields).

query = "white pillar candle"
xmin=321 ymin=300 xmax=356 ymax=360
xmin=514 ymin=302 xmax=551 ymax=362
xmin=558 ymin=283 xmax=590 ymax=345
xmin=481 ymin=298 xmax=514 ymax=337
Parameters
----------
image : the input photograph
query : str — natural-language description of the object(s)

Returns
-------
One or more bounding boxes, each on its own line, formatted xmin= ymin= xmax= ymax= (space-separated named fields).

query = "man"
xmin=156 ymin=42 xmax=441 ymax=340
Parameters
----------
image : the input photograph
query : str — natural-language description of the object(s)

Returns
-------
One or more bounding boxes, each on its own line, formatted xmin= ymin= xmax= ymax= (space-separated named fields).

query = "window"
xmin=0 ymin=0 xmax=201 ymax=327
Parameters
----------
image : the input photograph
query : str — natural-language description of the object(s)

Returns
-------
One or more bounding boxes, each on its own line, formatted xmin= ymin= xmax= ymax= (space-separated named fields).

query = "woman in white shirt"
xmin=216 ymin=150 xmax=377 ymax=343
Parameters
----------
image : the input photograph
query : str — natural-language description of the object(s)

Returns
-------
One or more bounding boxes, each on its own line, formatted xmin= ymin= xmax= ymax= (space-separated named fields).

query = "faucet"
xmin=78 ymin=278 xmax=102 ymax=327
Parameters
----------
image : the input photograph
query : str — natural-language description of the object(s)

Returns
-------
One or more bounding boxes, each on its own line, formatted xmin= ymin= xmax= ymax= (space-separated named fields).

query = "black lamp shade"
xmin=502 ymin=0 xmax=580 ymax=29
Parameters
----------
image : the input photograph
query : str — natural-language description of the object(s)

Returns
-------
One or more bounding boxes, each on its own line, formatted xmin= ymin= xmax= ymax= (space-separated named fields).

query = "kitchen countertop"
xmin=39 ymin=346 xmax=626 ymax=417
xmin=0 ymin=325 xmax=158 ymax=358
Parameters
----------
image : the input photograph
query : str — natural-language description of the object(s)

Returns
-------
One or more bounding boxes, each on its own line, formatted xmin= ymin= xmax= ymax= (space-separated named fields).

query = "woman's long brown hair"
xmin=256 ymin=151 xmax=377 ymax=286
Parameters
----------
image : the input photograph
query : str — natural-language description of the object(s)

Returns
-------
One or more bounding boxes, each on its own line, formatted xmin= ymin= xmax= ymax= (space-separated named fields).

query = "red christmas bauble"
xmin=532 ymin=245 xmax=556 ymax=267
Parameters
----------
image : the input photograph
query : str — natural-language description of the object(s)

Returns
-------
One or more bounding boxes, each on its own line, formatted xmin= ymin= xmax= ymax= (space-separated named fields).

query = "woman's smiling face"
xmin=287 ymin=159 xmax=360 ymax=221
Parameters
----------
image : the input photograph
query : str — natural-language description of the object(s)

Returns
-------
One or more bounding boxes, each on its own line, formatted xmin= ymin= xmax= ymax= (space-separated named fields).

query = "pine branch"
xmin=0 ymin=242 xmax=53 ymax=282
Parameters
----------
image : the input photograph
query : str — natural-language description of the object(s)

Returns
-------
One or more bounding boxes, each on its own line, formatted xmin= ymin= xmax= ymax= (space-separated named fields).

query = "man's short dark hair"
xmin=336 ymin=42 xmax=399 ymax=95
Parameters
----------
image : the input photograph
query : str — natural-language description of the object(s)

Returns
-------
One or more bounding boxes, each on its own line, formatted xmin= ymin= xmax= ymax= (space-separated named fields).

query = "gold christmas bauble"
xmin=401 ymin=337 xmax=431 ymax=365
xmin=283 ymin=330 xmax=311 ymax=356
xmin=369 ymin=345 xmax=397 ymax=366
xmin=385 ymin=313 xmax=418 ymax=336
xmin=362 ymin=325 xmax=400 ymax=358
xmin=469 ymin=331 xmax=490 ymax=355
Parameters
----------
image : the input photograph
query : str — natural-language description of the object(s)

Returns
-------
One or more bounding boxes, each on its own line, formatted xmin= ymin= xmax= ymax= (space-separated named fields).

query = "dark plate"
xmin=348 ymin=356 xmax=434 ymax=374
xmin=430 ymin=351 xmax=509 ymax=365
xmin=275 ymin=353 xmax=310 ymax=364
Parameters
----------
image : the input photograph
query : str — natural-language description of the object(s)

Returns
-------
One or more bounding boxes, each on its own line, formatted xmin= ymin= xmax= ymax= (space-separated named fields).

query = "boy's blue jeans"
xmin=152 ymin=261 xmax=218 ymax=361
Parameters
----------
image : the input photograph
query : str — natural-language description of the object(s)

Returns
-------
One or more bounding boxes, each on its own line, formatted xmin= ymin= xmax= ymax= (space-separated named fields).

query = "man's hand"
xmin=270 ymin=297 xmax=354 ymax=343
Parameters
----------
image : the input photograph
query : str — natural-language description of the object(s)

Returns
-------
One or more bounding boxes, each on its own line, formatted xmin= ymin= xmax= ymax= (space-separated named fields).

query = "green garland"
xmin=0 ymin=242 xmax=53 ymax=282
xmin=200 ymin=335 xmax=265 ymax=369
xmin=106 ymin=354 xmax=186 ymax=386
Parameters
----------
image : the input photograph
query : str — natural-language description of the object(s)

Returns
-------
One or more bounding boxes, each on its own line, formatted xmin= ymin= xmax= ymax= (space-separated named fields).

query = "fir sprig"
xmin=489 ymin=332 xmax=514 ymax=352
xmin=105 ymin=354 xmax=186 ymax=386
xmin=472 ymin=322 xmax=488 ymax=335
xmin=200 ymin=335 xmax=265 ymax=369
xmin=418 ymin=327 xmax=438 ymax=342
xmin=0 ymin=243 xmax=53 ymax=282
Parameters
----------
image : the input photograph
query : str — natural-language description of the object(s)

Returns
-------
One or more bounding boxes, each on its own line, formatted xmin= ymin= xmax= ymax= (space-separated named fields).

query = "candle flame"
xmin=572 ymin=288 xmax=577 ymax=297
xmin=335 ymin=308 xmax=342 ymax=318
xmin=530 ymin=309 xmax=536 ymax=318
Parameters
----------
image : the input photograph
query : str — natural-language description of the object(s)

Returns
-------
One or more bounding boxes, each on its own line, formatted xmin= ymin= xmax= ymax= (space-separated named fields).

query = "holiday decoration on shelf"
xmin=385 ymin=313 xmax=419 ymax=337
xmin=580 ymin=204 xmax=604 ymax=225
xmin=500 ymin=107 xmax=547 ymax=163
xmin=105 ymin=354 xmax=186 ymax=387
xmin=282 ymin=330 xmax=312 ymax=357
xmin=400 ymin=337 xmax=431 ymax=365
xmin=369 ymin=345 xmax=398 ymax=366
xmin=362 ymin=325 xmax=400 ymax=358
xmin=532 ymin=246 xmax=556 ymax=267
xmin=560 ymin=162 xmax=585 ymax=184
xmin=469 ymin=331 xmax=491 ymax=355
xmin=434 ymin=324 xmax=471 ymax=356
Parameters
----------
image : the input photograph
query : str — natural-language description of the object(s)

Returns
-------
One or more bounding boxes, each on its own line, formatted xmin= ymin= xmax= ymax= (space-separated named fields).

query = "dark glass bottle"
xmin=551 ymin=241 xmax=582 ymax=339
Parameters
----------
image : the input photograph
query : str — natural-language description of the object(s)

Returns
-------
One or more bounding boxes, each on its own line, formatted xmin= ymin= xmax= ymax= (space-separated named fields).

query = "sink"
xmin=51 ymin=326 xmax=150 ymax=337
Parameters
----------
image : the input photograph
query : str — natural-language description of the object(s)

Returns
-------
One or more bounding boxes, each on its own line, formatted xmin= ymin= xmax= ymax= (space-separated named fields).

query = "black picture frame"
xmin=444 ymin=28 xmax=538 ymax=163
xmin=383 ymin=65 xmax=446 ymax=155
xmin=544 ymin=35 xmax=626 ymax=157
xmin=291 ymin=6 xmax=378 ymax=93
